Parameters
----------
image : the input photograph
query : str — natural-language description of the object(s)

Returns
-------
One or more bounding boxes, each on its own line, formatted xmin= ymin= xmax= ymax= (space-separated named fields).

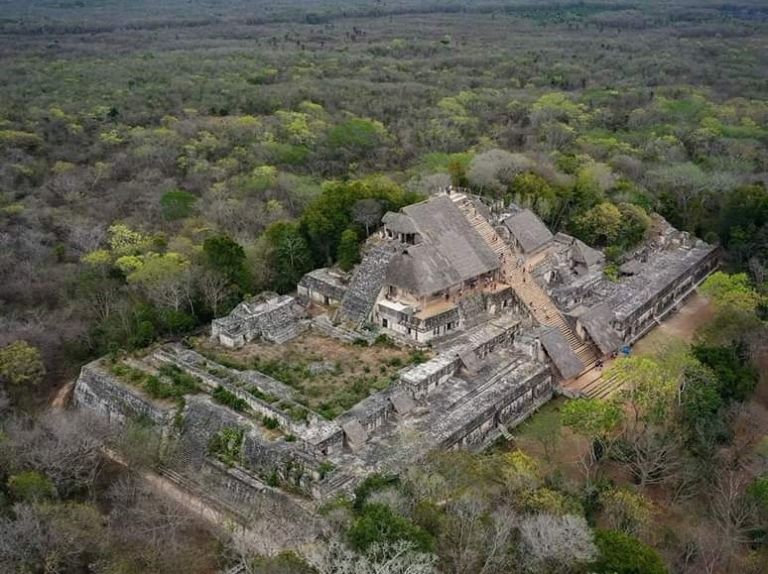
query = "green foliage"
xmin=211 ymin=385 xmax=249 ymax=412
xmin=353 ymin=473 xmax=400 ymax=510
xmin=110 ymin=361 xmax=198 ymax=401
xmin=160 ymin=189 xmax=197 ymax=220
xmin=157 ymin=364 xmax=201 ymax=395
xmin=300 ymin=176 xmax=421 ymax=264
xmin=601 ymin=489 xmax=653 ymax=536
xmin=522 ymin=408 xmax=561 ymax=462
xmin=718 ymin=184 xmax=768 ymax=264
xmin=249 ymin=387 xmax=279 ymax=403
xmin=318 ymin=461 xmax=335 ymax=479
xmin=7 ymin=470 xmax=56 ymax=502
xmin=691 ymin=342 xmax=758 ymax=403
xmin=262 ymin=415 xmax=280 ymax=430
xmin=700 ymin=272 xmax=762 ymax=313
xmin=571 ymin=202 xmax=622 ymax=247
xmin=327 ymin=118 xmax=386 ymax=159
xmin=208 ymin=426 xmax=244 ymax=466
xmin=263 ymin=220 xmax=313 ymax=293
xmin=617 ymin=203 xmax=652 ymax=248
xmin=748 ymin=476 xmax=768 ymax=512
xmin=561 ymin=398 xmax=622 ymax=440
xmin=0 ymin=340 xmax=45 ymax=386
xmin=336 ymin=228 xmax=360 ymax=271
xmin=590 ymin=529 xmax=668 ymax=574
xmin=203 ymin=235 xmax=250 ymax=290
xmin=347 ymin=503 xmax=434 ymax=553
xmin=679 ymin=363 xmax=728 ymax=456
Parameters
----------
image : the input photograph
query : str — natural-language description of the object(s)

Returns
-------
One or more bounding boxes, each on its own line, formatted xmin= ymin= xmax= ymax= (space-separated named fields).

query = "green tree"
xmin=524 ymin=408 xmax=561 ymax=463
xmin=126 ymin=252 xmax=191 ymax=311
xmin=691 ymin=342 xmax=758 ymax=403
xmin=337 ymin=228 xmax=360 ymax=271
xmin=561 ymin=398 xmax=622 ymax=478
xmin=590 ymin=529 xmax=668 ymax=574
xmin=327 ymin=118 xmax=386 ymax=161
xmin=347 ymin=503 xmax=434 ymax=553
xmin=203 ymin=235 xmax=250 ymax=291
xmin=160 ymin=189 xmax=197 ymax=220
xmin=571 ymin=202 xmax=622 ymax=247
xmin=617 ymin=203 xmax=651 ymax=248
xmin=0 ymin=340 xmax=45 ymax=386
xmin=264 ymin=221 xmax=313 ymax=293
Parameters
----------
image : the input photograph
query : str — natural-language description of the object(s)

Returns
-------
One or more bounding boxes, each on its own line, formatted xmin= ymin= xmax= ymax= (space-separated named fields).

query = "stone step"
xmin=336 ymin=241 xmax=400 ymax=327
xmin=453 ymin=193 xmax=599 ymax=374
xmin=581 ymin=371 xmax=626 ymax=399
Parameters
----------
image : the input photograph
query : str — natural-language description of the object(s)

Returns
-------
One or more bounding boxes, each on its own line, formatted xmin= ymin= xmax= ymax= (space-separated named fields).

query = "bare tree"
xmin=614 ymin=429 xmax=682 ymax=489
xmin=197 ymin=268 xmax=232 ymax=317
xmin=316 ymin=538 xmax=437 ymax=574
xmin=708 ymin=471 xmax=755 ymax=548
xmin=352 ymin=198 xmax=384 ymax=237
xmin=518 ymin=513 xmax=596 ymax=573
xmin=0 ymin=503 xmax=64 ymax=573
xmin=4 ymin=411 xmax=108 ymax=497
xmin=108 ymin=476 xmax=211 ymax=573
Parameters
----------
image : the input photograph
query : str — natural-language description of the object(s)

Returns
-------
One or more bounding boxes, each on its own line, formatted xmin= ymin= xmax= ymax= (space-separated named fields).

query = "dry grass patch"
xmin=194 ymin=333 xmax=430 ymax=419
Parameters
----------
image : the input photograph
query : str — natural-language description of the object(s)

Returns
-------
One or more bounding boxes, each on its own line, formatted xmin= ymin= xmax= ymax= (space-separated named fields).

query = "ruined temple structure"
xmin=334 ymin=189 xmax=718 ymax=371
xmin=72 ymin=189 xmax=717 ymax=538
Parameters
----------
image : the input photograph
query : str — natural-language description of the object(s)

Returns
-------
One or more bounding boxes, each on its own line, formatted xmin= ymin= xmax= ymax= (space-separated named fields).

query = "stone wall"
xmin=615 ymin=247 xmax=719 ymax=343
xmin=200 ymin=459 xmax=322 ymax=549
xmin=73 ymin=362 xmax=174 ymax=429
xmin=399 ymin=354 xmax=460 ymax=398
xmin=442 ymin=368 xmax=552 ymax=450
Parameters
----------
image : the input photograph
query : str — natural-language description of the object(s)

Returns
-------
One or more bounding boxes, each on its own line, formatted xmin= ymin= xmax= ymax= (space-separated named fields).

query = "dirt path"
xmin=50 ymin=380 xmax=74 ymax=408
xmin=633 ymin=293 xmax=715 ymax=353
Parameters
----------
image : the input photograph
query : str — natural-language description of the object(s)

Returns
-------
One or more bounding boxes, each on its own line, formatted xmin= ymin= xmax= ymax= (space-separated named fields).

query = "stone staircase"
xmin=573 ymin=366 xmax=627 ymax=399
xmin=336 ymin=241 xmax=400 ymax=327
xmin=451 ymin=193 xmax=507 ymax=256
xmin=451 ymin=192 xmax=599 ymax=375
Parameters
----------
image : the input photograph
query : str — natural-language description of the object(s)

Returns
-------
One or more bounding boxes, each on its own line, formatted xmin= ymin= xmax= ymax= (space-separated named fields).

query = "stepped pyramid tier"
xmin=335 ymin=240 xmax=401 ymax=327
xmin=211 ymin=293 xmax=305 ymax=348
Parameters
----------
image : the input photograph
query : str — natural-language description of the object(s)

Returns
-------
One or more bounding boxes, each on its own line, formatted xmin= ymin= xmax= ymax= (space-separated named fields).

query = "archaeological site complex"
xmin=73 ymin=189 xmax=719 ymax=537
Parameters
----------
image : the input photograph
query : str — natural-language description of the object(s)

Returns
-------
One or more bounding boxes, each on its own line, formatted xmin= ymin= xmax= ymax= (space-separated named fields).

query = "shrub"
xmin=354 ymin=473 xmax=400 ymax=510
xmin=7 ymin=471 xmax=56 ymax=502
xmin=262 ymin=415 xmax=280 ymax=430
xmin=590 ymin=529 xmax=668 ymax=574
xmin=212 ymin=385 xmax=249 ymax=412
xmin=208 ymin=427 xmax=244 ymax=466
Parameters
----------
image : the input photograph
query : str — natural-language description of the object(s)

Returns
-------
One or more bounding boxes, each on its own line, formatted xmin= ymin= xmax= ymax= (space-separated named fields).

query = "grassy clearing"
xmin=194 ymin=333 xmax=430 ymax=419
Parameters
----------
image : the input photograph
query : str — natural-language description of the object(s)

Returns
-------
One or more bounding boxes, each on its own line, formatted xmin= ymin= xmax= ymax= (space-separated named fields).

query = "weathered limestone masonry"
xmin=336 ymin=240 xmax=401 ymax=327
xmin=74 ymin=361 xmax=175 ymax=430
xmin=72 ymin=190 xmax=719 ymax=545
xmin=297 ymin=267 xmax=349 ymax=307
xmin=211 ymin=293 xmax=307 ymax=348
